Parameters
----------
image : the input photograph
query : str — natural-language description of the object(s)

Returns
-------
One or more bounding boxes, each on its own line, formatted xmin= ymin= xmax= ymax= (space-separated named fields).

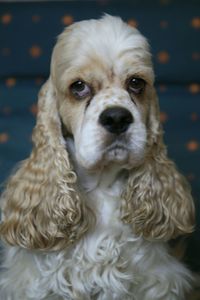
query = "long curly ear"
xmin=0 ymin=79 xmax=91 ymax=251
xmin=121 ymin=89 xmax=195 ymax=241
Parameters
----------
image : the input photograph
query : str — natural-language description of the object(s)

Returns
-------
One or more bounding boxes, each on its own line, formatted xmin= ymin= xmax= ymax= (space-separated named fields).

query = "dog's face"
xmin=51 ymin=16 xmax=154 ymax=170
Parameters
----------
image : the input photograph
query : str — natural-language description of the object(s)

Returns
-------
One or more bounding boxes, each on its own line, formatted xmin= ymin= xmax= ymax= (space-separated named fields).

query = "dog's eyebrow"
xmin=117 ymin=47 xmax=145 ymax=60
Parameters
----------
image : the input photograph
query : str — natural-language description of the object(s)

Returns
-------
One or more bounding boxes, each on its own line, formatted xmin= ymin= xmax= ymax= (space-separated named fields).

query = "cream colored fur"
xmin=0 ymin=15 xmax=195 ymax=299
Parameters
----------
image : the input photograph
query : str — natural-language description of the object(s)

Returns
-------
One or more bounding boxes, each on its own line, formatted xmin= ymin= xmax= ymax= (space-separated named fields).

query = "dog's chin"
xmin=103 ymin=147 xmax=145 ymax=170
xmin=78 ymin=145 xmax=145 ymax=172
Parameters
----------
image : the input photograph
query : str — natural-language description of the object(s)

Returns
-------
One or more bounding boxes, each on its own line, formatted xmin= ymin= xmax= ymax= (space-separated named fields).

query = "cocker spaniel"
xmin=0 ymin=15 xmax=195 ymax=300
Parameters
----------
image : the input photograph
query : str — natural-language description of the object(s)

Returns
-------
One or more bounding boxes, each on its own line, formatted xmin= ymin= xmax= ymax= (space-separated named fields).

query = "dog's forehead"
xmin=52 ymin=16 xmax=154 ymax=90
xmin=68 ymin=16 xmax=151 ymax=69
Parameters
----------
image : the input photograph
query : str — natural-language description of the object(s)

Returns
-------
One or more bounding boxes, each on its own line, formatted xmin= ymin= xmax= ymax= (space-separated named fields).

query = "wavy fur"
xmin=122 ymin=91 xmax=194 ymax=240
xmin=0 ymin=15 xmax=195 ymax=300
xmin=0 ymin=80 xmax=91 ymax=251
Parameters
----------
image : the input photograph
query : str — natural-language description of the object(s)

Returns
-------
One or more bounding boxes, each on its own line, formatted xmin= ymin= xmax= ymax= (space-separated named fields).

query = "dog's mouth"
xmin=103 ymin=143 xmax=129 ymax=164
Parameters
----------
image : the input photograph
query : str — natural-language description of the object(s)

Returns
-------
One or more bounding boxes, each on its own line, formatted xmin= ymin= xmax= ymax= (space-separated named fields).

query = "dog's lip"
xmin=105 ymin=143 xmax=128 ymax=154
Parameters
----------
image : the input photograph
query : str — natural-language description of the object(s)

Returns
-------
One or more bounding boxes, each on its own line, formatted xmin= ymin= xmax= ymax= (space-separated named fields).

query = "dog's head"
xmin=0 ymin=15 xmax=194 ymax=251
xmin=51 ymin=15 xmax=154 ymax=171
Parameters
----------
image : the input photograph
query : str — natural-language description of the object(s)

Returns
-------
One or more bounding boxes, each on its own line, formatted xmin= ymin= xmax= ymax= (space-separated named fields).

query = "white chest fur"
xmin=56 ymin=173 xmax=143 ymax=299
xmin=25 ymin=170 xmax=143 ymax=300
xmin=0 ymin=166 xmax=192 ymax=300
xmin=25 ymin=166 xmax=191 ymax=300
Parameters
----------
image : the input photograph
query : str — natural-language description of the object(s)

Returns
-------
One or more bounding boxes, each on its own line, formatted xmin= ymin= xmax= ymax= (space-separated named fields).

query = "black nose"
xmin=99 ymin=106 xmax=133 ymax=135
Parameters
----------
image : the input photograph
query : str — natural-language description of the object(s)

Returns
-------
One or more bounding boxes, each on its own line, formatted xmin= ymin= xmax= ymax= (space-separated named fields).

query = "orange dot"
xmin=2 ymin=106 xmax=12 ymax=115
xmin=1 ymin=48 xmax=11 ymax=56
xmin=187 ymin=173 xmax=195 ymax=181
xmin=160 ymin=20 xmax=168 ymax=29
xmin=191 ymin=113 xmax=199 ymax=121
xmin=62 ymin=15 xmax=74 ymax=26
xmin=188 ymin=83 xmax=200 ymax=94
xmin=187 ymin=140 xmax=199 ymax=152
xmin=5 ymin=78 xmax=16 ymax=87
xmin=159 ymin=84 xmax=167 ymax=92
xmin=128 ymin=19 xmax=138 ymax=28
xmin=1 ymin=14 xmax=12 ymax=25
xmin=32 ymin=15 xmax=41 ymax=23
xmin=0 ymin=133 xmax=9 ymax=143
xmin=191 ymin=17 xmax=200 ymax=29
xmin=192 ymin=52 xmax=200 ymax=60
xmin=35 ymin=77 xmax=45 ymax=86
xmin=157 ymin=51 xmax=170 ymax=64
xmin=29 ymin=46 xmax=42 ymax=58
xmin=30 ymin=104 xmax=38 ymax=116
xmin=160 ymin=112 xmax=168 ymax=123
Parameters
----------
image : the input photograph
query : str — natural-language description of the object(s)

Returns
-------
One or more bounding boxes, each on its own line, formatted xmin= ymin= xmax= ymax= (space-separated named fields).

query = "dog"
xmin=0 ymin=15 xmax=195 ymax=300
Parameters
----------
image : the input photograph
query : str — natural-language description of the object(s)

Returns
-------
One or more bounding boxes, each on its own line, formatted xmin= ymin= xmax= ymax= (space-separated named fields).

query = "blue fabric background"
xmin=0 ymin=0 xmax=200 ymax=271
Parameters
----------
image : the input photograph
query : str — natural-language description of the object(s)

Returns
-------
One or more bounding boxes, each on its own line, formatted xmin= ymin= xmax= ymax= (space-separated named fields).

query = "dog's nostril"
xmin=99 ymin=106 xmax=134 ymax=135
xmin=105 ymin=116 xmax=114 ymax=126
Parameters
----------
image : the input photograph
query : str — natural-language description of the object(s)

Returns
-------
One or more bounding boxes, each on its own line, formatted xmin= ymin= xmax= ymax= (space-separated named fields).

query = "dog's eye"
xmin=70 ymin=80 xmax=91 ymax=99
xmin=128 ymin=77 xmax=146 ymax=94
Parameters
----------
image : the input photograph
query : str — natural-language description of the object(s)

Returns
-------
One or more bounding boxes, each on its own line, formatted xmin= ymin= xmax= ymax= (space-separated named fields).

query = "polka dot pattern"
xmin=1 ymin=13 xmax=12 ymax=25
xmin=189 ymin=83 xmax=200 ymax=94
xmin=29 ymin=45 xmax=42 ymax=58
xmin=5 ymin=78 xmax=16 ymax=88
xmin=160 ymin=20 xmax=168 ymax=29
xmin=191 ymin=17 xmax=200 ymax=29
xmin=160 ymin=112 xmax=169 ymax=123
xmin=157 ymin=84 xmax=200 ymax=198
xmin=157 ymin=51 xmax=170 ymax=64
xmin=187 ymin=140 xmax=199 ymax=152
xmin=1 ymin=48 xmax=11 ymax=56
xmin=0 ymin=1 xmax=199 ymax=83
xmin=30 ymin=103 xmax=38 ymax=116
xmin=192 ymin=52 xmax=200 ymax=61
xmin=62 ymin=15 xmax=74 ymax=26
xmin=32 ymin=15 xmax=41 ymax=23
xmin=191 ymin=113 xmax=199 ymax=121
xmin=0 ymin=133 xmax=9 ymax=143
xmin=127 ymin=19 xmax=138 ymax=28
